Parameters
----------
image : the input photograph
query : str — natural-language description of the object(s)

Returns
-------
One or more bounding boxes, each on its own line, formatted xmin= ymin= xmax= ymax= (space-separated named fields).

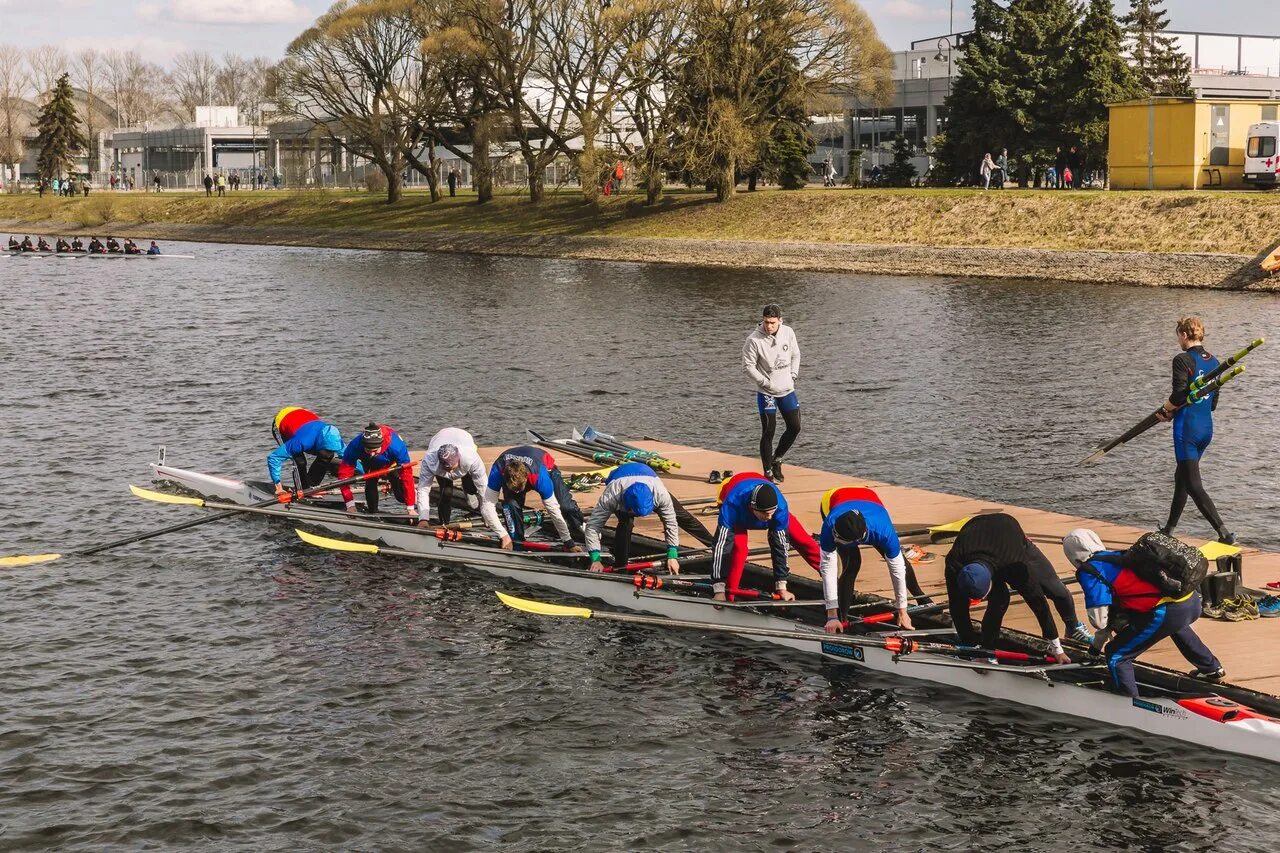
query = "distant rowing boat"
xmin=2 ymin=251 xmax=195 ymax=260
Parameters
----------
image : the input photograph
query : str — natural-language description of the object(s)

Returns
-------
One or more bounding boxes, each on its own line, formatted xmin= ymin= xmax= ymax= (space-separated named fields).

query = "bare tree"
xmin=73 ymin=49 xmax=106 ymax=171
xmin=105 ymin=50 xmax=168 ymax=127
xmin=170 ymin=50 xmax=219 ymax=120
xmin=0 ymin=44 xmax=30 ymax=180
xmin=26 ymin=45 xmax=68 ymax=100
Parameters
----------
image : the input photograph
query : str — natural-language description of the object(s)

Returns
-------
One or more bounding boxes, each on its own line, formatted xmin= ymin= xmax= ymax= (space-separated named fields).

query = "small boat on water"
xmin=146 ymin=453 xmax=1280 ymax=767
xmin=2 ymin=250 xmax=195 ymax=260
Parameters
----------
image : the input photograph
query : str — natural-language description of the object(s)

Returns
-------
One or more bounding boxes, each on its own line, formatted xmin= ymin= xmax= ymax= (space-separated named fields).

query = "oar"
xmin=1081 ymin=339 xmax=1261 ymax=466
xmin=0 ymin=462 xmax=415 ymax=567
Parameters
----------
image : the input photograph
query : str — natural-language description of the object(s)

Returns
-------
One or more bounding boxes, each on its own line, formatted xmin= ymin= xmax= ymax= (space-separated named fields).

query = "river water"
xmin=1 ymin=242 xmax=1277 ymax=850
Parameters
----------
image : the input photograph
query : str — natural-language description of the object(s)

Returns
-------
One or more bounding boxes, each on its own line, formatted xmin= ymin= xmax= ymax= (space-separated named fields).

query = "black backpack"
xmin=1122 ymin=532 xmax=1208 ymax=598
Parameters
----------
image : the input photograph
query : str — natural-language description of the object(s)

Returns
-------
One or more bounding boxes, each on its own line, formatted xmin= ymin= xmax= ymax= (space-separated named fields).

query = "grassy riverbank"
xmin=0 ymin=186 xmax=1275 ymax=255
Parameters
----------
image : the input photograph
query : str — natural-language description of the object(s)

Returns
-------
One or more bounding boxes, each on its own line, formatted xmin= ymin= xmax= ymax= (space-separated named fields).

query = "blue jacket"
xmin=267 ymin=419 xmax=343 ymax=483
xmin=819 ymin=499 xmax=901 ymax=560
xmin=340 ymin=427 xmax=410 ymax=471
xmin=487 ymin=445 xmax=557 ymax=499
xmin=717 ymin=477 xmax=789 ymax=531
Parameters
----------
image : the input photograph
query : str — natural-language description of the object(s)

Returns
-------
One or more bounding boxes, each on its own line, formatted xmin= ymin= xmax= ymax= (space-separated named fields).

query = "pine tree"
xmin=1121 ymin=0 xmax=1190 ymax=96
xmin=881 ymin=137 xmax=918 ymax=187
xmin=34 ymin=73 xmax=87 ymax=182
xmin=934 ymin=0 xmax=1011 ymax=183
xmin=1068 ymin=0 xmax=1140 ymax=173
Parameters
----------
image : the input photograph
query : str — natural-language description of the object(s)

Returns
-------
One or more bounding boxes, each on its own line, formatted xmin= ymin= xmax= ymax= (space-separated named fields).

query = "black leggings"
xmin=835 ymin=548 xmax=932 ymax=619
xmin=365 ymin=472 xmax=408 ymax=514
xmin=435 ymin=474 xmax=478 ymax=525
xmin=611 ymin=496 xmax=715 ymax=565
xmin=292 ymin=453 xmax=336 ymax=489
xmin=759 ymin=408 xmax=801 ymax=470
xmin=1166 ymin=459 xmax=1225 ymax=534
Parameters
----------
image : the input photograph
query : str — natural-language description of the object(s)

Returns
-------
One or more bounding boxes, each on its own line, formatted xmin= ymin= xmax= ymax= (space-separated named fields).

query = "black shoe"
xmin=707 ymin=470 xmax=721 ymax=484
xmin=1216 ymin=531 xmax=1236 ymax=546
xmin=1189 ymin=667 xmax=1226 ymax=683
xmin=771 ymin=459 xmax=784 ymax=483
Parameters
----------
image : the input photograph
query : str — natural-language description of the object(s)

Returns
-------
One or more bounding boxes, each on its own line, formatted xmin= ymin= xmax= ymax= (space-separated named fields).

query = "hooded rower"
xmin=336 ymin=423 xmax=416 ymax=517
xmin=106 ymin=236 xmax=121 ymax=253
xmin=710 ymin=472 xmax=821 ymax=602
xmin=817 ymin=486 xmax=932 ymax=633
xmin=36 ymin=237 xmax=51 ymax=251
xmin=585 ymin=462 xmax=683 ymax=574
xmin=20 ymin=236 xmax=33 ymax=251
xmin=71 ymin=237 xmax=84 ymax=251
xmin=123 ymin=238 xmax=141 ymax=255
xmin=484 ymin=445 xmax=584 ymax=551
xmin=55 ymin=238 xmax=71 ymax=253
xmin=88 ymin=237 xmax=105 ymax=254
xmin=6 ymin=236 xmax=17 ymax=250
xmin=416 ymin=427 xmax=490 ymax=527
xmin=267 ymin=406 xmax=344 ymax=497
xmin=1063 ymin=529 xmax=1224 ymax=697
xmin=147 ymin=241 xmax=161 ymax=256
xmin=944 ymin=513 xmax=1092 ymax=664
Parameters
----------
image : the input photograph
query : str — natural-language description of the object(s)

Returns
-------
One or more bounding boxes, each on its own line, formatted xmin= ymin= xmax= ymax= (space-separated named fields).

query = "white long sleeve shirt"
xmin=415 ymin=428 xmax=500 ymax=534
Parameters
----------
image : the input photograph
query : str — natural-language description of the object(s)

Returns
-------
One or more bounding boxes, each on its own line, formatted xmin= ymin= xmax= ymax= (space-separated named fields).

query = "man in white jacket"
xmin=742 ymin=303 xmax=801 ymax=482
xmin=415 ymin=427 xmax=494 ymax=530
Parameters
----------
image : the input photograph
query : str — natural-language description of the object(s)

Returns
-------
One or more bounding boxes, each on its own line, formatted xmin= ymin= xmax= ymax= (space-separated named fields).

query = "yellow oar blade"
xmin=929 ymin=516 xmax=971 ymax=536
xmin=0 ymin=553 xmax=62 ymax=568
xmin=294 ymin=528 xmax=380 ymax=554
xmin=129 ymin=485 xmax=205 ymax=506
xmin=1199 ymin=541 xmax=1243 ymax=561
xmin=495 ymin=590 xmax=593 ymax=619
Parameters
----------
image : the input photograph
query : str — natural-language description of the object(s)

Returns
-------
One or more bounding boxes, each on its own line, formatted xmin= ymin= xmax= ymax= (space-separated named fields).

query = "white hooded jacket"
xmin=743 ymin=322 xmax=800 ymax=397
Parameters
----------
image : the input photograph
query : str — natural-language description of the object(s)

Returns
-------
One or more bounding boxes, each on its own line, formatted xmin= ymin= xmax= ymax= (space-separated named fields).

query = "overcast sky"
xmin=3 ymin=0 xmax=1280 ymax=63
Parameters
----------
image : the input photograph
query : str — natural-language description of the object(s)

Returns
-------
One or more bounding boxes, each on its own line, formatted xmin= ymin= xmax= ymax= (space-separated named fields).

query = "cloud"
xmin=60 ymin=34 xmax=189 ymax=63
xmin=139 ymin=0 xmax=311 ymax=25
xmin=880 ymin=0 xmax=950 ymax=21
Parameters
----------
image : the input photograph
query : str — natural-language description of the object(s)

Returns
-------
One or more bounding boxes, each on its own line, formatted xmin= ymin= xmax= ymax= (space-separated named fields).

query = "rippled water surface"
xmin=1 ymin=243 xmax=1278 ymax=850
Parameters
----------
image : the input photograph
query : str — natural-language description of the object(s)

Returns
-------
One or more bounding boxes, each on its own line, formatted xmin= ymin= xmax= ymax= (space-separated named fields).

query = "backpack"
xmin=1121 ymin=531 xmax=1208 ymax=598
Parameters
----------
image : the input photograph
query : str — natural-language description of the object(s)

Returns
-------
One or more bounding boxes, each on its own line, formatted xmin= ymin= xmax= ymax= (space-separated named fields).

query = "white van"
xmin=1244 ymin=121 xmax=1280 ymax=188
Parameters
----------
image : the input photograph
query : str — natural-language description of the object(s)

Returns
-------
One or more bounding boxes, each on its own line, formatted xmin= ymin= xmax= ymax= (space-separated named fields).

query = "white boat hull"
xmin=151 ymin=461 xmax=1280 ymax=765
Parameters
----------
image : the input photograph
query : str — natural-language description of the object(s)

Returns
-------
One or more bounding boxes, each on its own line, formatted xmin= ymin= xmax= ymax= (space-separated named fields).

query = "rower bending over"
xmin=945 ymin=513 xmax=1092 ymax=665
xmin=485 ymin=446 xmax=584 ymax=551
xmin=585 ymin=462 xmax=684 ymax=574
xmin=818 ymin=486 xmax=933 ymax=633
xmin=267 ymin=406 xmax=344 ymax=497
xmin=416 ymin=427 xmax=490 ymax=527
xmin=1063 ymin=529 xmax=1224 ymax=697
xmin=710 ymin=473 xmax=821 ymax=602
xmin=337 ymin=423 xmax=416 ymax=519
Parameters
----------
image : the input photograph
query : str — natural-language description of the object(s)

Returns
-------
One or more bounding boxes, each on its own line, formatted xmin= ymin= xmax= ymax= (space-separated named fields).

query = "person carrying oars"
xmin=484 ymin=445 xmax=584 ymax=551
xmin=817 ymin=486 xmax=933 ymax=634
xmin=944 ymin=513 xmax=1092 ymax=665
xmin=585 ymin=462 xmax=686 ymax=575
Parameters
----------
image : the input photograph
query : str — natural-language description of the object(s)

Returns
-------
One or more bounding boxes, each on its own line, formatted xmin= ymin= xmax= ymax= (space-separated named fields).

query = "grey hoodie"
xmin=743 ymin=322 xmax=800 ymax=397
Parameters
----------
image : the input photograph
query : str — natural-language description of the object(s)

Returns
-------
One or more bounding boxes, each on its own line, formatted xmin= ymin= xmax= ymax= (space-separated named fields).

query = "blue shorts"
xmin=757 ymin=391 xmax=800 ymax=415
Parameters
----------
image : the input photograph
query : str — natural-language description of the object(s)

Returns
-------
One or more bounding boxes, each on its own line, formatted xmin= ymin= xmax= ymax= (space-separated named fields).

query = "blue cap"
xmin=958 ymin=562 xmax=992 ymax=601
xmin=621 ymin=482 xmax=655 ymax=517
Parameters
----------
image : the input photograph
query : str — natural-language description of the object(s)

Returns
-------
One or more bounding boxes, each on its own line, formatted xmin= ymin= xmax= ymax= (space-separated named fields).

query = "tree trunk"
xmin=645 ymin=164 xmax=663 ymax=205
xmin=579 ymin=117 xmax=599 ymax=203
xmin=425 ymin=143 xmax=441 ymax=203
xmin=386 ymin=166 xmax=402 ymax=204
xmin=526 ymin=154 xmax=544 ymax=203
xmin=714 ymin=159 xmax=735 ymax=202
xmin=747 ymin=171 xmax=757 ymax=192
xmin=472 ymin=119 xmax=493 ymax=204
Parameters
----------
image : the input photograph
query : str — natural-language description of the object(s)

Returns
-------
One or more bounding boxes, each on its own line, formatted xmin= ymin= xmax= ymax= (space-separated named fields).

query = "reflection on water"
xmin=0 ymin=243 xmax=1275 ymax=849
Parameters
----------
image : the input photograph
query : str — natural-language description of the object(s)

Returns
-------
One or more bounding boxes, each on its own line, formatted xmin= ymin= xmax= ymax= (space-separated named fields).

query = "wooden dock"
xmin=473 ymin=439 xmax=1280 ymax=697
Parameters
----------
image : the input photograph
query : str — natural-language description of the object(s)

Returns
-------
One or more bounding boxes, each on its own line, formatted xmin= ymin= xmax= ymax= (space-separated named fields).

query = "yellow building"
xmin=1108 ymin=97 xmax=1280 ymax=190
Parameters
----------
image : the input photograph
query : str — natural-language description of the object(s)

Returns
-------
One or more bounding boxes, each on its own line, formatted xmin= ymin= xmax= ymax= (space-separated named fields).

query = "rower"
xmin=336 ymin=423 xmax=417 ymax=518
xmin=1157 ymin=316 xmax=1233 ymax=544
xmin=585 ymin=462 xmax=684 ymax=574
xmin=147 ymin=241 xmax=161 ymax=255
xmin=944 ymin=512 xmax=1092 ymax=664
xmin=88 ymin=237 xmax=105 ymax=254
xmin=415 ymin=427 xmax=490 ymax=527
xmin=123 ymin=239 xmax=141 ymax=255
xmin=710 ymin=472 xmax=821 ymax=602
xmin=55 ymin=238 xmax=71 ymax=253
xmin=817 ymin=486 xmax=932 ymax=634
xmin=20 ymin=236 xmax=34 ymax=251
xmin=1063 ymin=529 xmax=1224 ymax=697
xmin=71 ymin=237 xmax=84 ymax=251
xmin=36 ymin=237 xmax=51 ymax=252
xmin=267 ymin=406 xmax=344 ymax=498
xmin=105 ymin=237 xmax=121 ymax=253
xmin=6 ymin=237 xmax=17 ymax=251
xmin=484 ymin=445 xmax=584 ymax=551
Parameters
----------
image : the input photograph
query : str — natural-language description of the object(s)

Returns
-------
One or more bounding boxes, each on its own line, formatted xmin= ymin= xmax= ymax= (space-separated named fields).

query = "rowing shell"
xmin=2 ymin=252 xmax=195 ymax=260
xmin=151 ymin=459 xmax=1280 ymax=766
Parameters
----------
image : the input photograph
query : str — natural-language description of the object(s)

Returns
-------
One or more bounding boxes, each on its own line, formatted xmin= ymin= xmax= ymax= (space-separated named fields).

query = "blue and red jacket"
xmin=1076 ymin=552 xmax=1166 ymax=615
xmin=267 ymin=412 xmax=343 ymax=483
xmin=716 ymin=472 xmax=790 ymax=532
xmin=337 ymin=425 xmax=415 ymax=506
xmin=487 ymin=445 xmax=559 ymax=499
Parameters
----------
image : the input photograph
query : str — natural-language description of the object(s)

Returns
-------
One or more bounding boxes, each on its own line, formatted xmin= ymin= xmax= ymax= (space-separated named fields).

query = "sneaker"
xmin=1189 ymin=667 xmax=1226 ymax=683
xmin=1216 ymin=531 xmax=1236 ymax=546
xmin=1259 ymin=596 xmax=1280 ymax=618
xmin=1202 ymin=602 xmax=1224 ymax=619
xmin=1265 ymin=580 xmax=1280 ymax=591
xmin=1069 ymin=622 xmax=1095 ymax=645
xmin=1220 ymin=596 xmax=1259 ymax=621
xmin=707 ymin=470 xmax=721 ymax=484
xmin=903 ymin=544 xmax=936 ymax=564
xmin=771 ymin=459 xmax=784 ymax=483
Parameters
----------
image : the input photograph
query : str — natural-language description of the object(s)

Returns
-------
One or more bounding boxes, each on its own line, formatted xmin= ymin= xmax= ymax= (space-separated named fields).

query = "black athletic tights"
xmin=759 ymin=409 xmax=801 ymax=471
xmin=836 ymin=548 xmax=933 ymax=619
xmin=1166 ymin=459 xmax=1225 ymax=534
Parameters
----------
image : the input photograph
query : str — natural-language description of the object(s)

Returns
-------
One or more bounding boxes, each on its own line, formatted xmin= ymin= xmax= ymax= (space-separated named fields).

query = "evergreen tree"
xmin=1121 ymin=0 xmax=1190 ymax=96
xmin=934 ymin=0 xmax=1010 ymax=183
xmin=34 ymin=73 xmax=87 ymax=182
xmin=1068 ymin=0 xmax=1139 ymax=173
xmin=761 ymin=119 xmax=815 ymax=190
xmin=881 ymin=137 xmax=918 ymax=186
